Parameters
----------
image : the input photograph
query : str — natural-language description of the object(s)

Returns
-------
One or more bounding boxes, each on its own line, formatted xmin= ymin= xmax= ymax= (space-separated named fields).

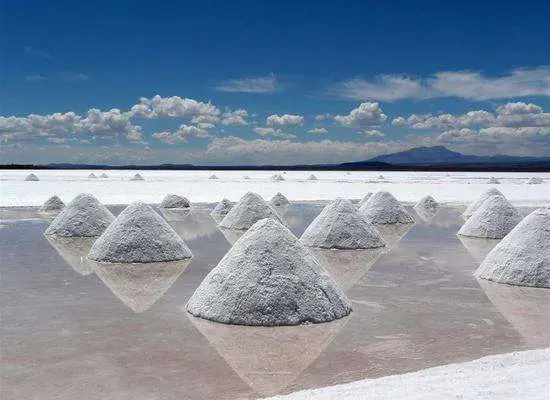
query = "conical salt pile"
xmin=88 ymin=173 xmax=97 ymax=179
xmin=358 ymin=192 xmax=373 ymax=208
xmin=211 ymin=198 xmax=234 ymax=220
xmin=301 ymin=198 xmax=385 ymax=249
xmin=270 ymin=192 xmax=290 ymax=207
xmin=25 ymin=173 xmax=39 ymax=181
xmin=308 ymin=174 xmax=317 ymax=180
xmin=475 ymin=207 xmax=550 ymax=288
xmin=378 ymin=174 xmax=385 ymax=180
xmin=45 ymin=193 xmax=115 ymax=237
xmin=526 ymin=177 xmax=543 ymax=184
xmin=271 ymin=174 xmax=284 ymax=181
xmin=160 ymin=194 xmax=190 ymax=209
xmin=487 ymin=177 xmax=500 ymax=184
xmin=458 ymin=195 xmax=521 ymax=239
xmin=414 ymin=195 xmax=439 ymax=221
xmin=209 ymin=174 xmax=219 ymax=179
xmin=359 ymin=191 xmax=414 ymax=224
xmin=100 ymin=173 xmax=108 ymax=178
xmin=219 ymin=192 xmax=281 ymax=230
xmin=130 ymin=173 xmax=144 ymax=181
xmin=463 ymin=188 xmax=504 ymax=218
xmin=88 ymin=201 xmax=193 ymax=263
xmin=40 ymin=195 xmax=65 ymax=212
xmin=187 ymin=218 xmax=351 ymax=325
xmin=243 ymin=175 xmax=251 ymax=180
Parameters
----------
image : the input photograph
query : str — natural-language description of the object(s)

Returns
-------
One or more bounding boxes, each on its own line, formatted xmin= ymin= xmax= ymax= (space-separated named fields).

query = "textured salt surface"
xmin=264 ymin=348 xmax=550 ymax=400
xmin=358 ymin=192 xmax=373 ymax=208
xmin=270 ymin=192 xmax=290 ymax=207
xmin=488 ymin=177 xmax=501 ymax=184
xmin=88 ymin=201 xmax=193 ymax=263
xmin=271 ymin=174 xmax=285 ymax=181
xmin=211 ymin=198 xmax=234 ymax=220
xmin=160 ymin=194 xmax=190 ymax=209
xmin=359 ymin=191 xmax=414 ymax=224
xmin=45 ymin=193 xmax=115 ymax=237
xmin=219 ymin=192 xmax=281 ymax=230
xmin=24 ymin=173 xmax=39 ymax=181
xmin=40 ymin=195 xmax=65 ymax=212
xmin=458 ymin=195 xmax=521 ymax=239
xmin=475 ymin=207 xmax=550 ymax=287
xmin=301 ymin=198 xmax=385 ymax=249
xmin=187 ymin=218 xmax=352 ymax=326
xmin=463 ymin=188 xmax=504 ymax=218
xmin=130 ymin=173 xmax=144 ymax=181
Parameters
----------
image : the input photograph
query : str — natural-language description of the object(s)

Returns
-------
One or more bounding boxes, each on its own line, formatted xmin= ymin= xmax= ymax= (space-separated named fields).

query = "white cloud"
xmin=253 ymin=127 xmax=296 ymax=139
xmin=334 ymin=102 xmax=387 ymax=127
xmin=358 ymin=129 xmax=385 ymax=137
xmin=130 ymin=95 xmax=220 ymax=119
xmin=331 ymin=75 xmax=427 ymax=101
xmin=215 ymin=73 xmax=279 ymax=93
xmin=391 ymin=116 xmax=406 ymax=126
xmin=221 ymin=108 xmax=249 ymax=125
xmin=308 ymin=127 xmax=328 ymax=135
xmin=25 ymin=75 xmax=47 ymax=82
xmin=266 ymin=114 xmax=304 ymax=126
xmin=152 ymin=124 xmax=210 ymax=144
xmin=315 ymin=113 xmax=332 ymax=121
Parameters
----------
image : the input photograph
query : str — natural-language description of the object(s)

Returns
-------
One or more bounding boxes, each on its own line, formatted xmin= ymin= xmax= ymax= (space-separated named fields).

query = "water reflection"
xmin=458 ymin=236 xmax=500 ymax=263
xmin=413 ymin=206 xmax=439 ymax=223
xmin=45 ymin=235 xmax=97 ymax=275
xmin=219 ymin=227 xmax=245 ymax=245
xmin=188 ymin=314 xmax=347 ymax=397
xmin=162 ymin=208 xmax=220 ymax=241
xmin=375 ymin=224 xmax=413 ymax=249
xmin=92 ymin=260 xmax=191 ymax=313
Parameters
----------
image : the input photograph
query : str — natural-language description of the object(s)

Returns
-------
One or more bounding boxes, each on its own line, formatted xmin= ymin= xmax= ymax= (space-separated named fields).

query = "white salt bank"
xmin=130 ymin=173 xmax=144 ymax=181
xmin=359 ymin=191 xmax=414 ymax=224
xmin=475 ymin=207 xmax=550 ymax=288
xmin=25 ymin=173 xmax=39 ymax=181
xmin=301 ymin=198 xmax=385 ymax=250
xmin=270 ymin=192 xmax=290 ymax=207
xmin=458 ymin=195 xmax=521 ymax=239
xmin=487 ymin=177 xmax=500 ymax=184
xmin=271 ymin=174 xmax=285 ymax=181
xmin=160 ymin=194 xmax=190 ymax=209
xmin=88 ymin=201 xmax=193 ymax=263
xmin=211 ymin=198 xmax=234 ymax=219
xmin=463 ymin=188 xmax=504 ymax=218
xmin=45 ymin=193 xmax=115 ymax=237
xmin=219 ymin=192 xmax=281 ymax=230
xmin=187 ymin=218 xmax=351 ymax=326
xmin=88 ymin=173 xmax=97 ymax=179
xmin=40 ymin=195 xmax=65 ymax=212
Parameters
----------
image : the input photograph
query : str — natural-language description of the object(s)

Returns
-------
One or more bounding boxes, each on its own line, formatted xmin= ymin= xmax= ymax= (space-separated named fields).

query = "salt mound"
xmin=526 ymin=177 xmax=543 ymax=184
xmin=358 ymin=192 xmax=373 ymax=208
xmin=243 ymin=175 xmax=251 ymax=180
xmin=219 ymin=192 xmax=281 ymax=230
xmin=474 ymin=207 xmax=550 ymax=288
xmin=301 ymin=198 xmax=385 ymax=249
xmin=487 ymin=177 xmax=500 ymax=184
xmin=25 ymin=173 xmax=39 ymax=181
xmin=209 ymin=174 xmax=219 ymax=179
xmin=378 ymin=174 xmax=385 ymax=179
xmin=187 ymin=218 xmax=351 ymax=326
xmin=40 ymin=195 xmax=65 ymax=212
xmin=130 ymin=173 xmax=144 ymax=181
xmin=458 ymin=195 xmax=520 ymax=239
xmin=88 ymin=173 xmax=97 ymax=179
xmin=88 ymin=201 xmax=193 ymax=263
xmin=308 ymin=174 xmax=317 ymax=180
xmin=414 ymin=195 xmax=439 ymax=221
xmin=359 ymin=191 xmax=414 ymax=224
xmin=271 ymin=174 xmax=285 ymax=181
xmin=161 ymin=194 xmax=190 ymax=209
xmin=270 ymin=192 xmax=290 ymax=207
xmin=100 ymin=173 xmax=108 ymax=178
xmin=211 ymin=198 xmax=234 ymax=220
xmin=463 ymin=188 xmax=504 ymax=218
xmin=45 ymin=193 xmax=115 ymax=237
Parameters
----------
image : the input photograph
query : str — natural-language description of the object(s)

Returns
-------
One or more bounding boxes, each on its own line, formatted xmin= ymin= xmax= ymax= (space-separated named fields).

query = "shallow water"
xmin=1 ymin=203 xmax=548 ymax=400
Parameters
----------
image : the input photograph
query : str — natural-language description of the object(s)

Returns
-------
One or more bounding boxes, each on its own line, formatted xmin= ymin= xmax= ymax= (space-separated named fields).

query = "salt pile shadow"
xmin=162 ymin=209 xmax=219 ymax=241
xmin=91 ymin=259 xmax=191 ymax=313
xmin=187 ymin=314 xmax=347 ymax=397
xmin=478 ymin=279 xmax=550 ymax=347
xmin=45 ymin=235 xmax=97 ymax=275
xmin=457 ymin=236 xmax=500 ymax=263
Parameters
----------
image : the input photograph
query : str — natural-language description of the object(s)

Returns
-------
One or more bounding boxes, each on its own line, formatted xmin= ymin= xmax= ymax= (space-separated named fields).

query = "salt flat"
xmin=1 ymin=170 xmax=549 ymax=207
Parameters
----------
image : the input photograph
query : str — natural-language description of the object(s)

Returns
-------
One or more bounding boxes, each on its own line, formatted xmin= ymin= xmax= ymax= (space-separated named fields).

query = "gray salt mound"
xmin=463 ymin=188 xmax=504 ymax=218
xmin=187 ymin=218 xmax=352 ymax=326
xmin=160 ymin=194 xmax=190 ymax=209
xmin=301 ymin=198 xmax=385 ymax=249
xmin=88 ymin=173 xmax=97 ymax=179
xmin=130 ymin=173 xmax=144 ymax=181
xmin=378 ymin=174 xmax=385 ymax=179
xmin=526 ymin=177 xmax=543 ymax=184
xmin=359 ymin=191 xmax=414 ymax=224
xmin=308 ymin=174 xmax=317 ymax=180
xmin=414 ymin=195 xmax=439 ymax=221
xmin=475 ymin=207 xmax=550 ymax=288
xmin=211 ymin=198 xmax=234 ymax=220
xmin=40 ymin=195 xmax=65 ymax=212
xmin=271 ymin=174 xmax=285 ymax=181
xmin=45 ymin=193 xmax=115 ymax=237
xmin=88 ymin=201 xmax=193 ymax=263
xmin=219 ymin=192 xmax=281 ymax=230
xmin=100 ymin=173 xmax=108 ymax=178
xmin=209 ymin=174 xmax=219 ymax=179
xmin=270 ymin=192 xmax=290 ymax=207
xmin=458 ymin=195 xmax=521 ymax=239
xmin=358 ymin=192 xmax=373 ymax=208
xmin=487 ymin=177 xmax=500 ymax=184
xmin=25 ymin=173 xmax=39 ymax=181
xmin=243 ymin=175 xmax=251 ymax=180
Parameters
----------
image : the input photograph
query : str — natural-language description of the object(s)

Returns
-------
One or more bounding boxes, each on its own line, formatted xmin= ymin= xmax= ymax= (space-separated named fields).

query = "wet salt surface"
xmin=1 ymin=203 xmax=548 ymax=400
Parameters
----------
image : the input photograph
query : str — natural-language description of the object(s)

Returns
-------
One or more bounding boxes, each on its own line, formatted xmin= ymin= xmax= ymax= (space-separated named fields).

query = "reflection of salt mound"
xmin=308 ymin=174 xmax=317 ymax=180
xmin=457 ymin=236 xmax=499 ymax=263
xmin=414 ymin=195 xmax=439 ymax=221
xmin=188 ymin=315 xmax=346 ymax=397
xmin=41 ymin=195 xmax=65 ymax=212
xmin=88 ymin=201 xmax=193 ymax=263
xmin=100 ymin=173 xmax=108 ymax=178
xmin=375 ymin=223 xmax=413 ymax=249
xmin=219 ymin=192 xmax=281 ymax=230
xmin=477 ymin=279 xmax=550 ymax=346
xmin=25 ymin=173 xmax=39 ymax=181
xmin=163 ymin=209 xmax=219 ymax=241
xmin=526 ymin=177 xmax=543 ymax=184
xmin=270 ymin=192 xmax=290 ymax=207
xmin=45 ymin=235 xmax=97 ymax=275
xmin=209 ymin=174 xmax=219 ymax=179
xmin=92 ymin=260 xmax=190 ymax=313
xmin=219 ymin=227 xmax=245 ymax=245
xmin=88 ymin=173 xmax=97 ymax=179
xmin=160 ymin=194 xmax=190 ymax=209
xmin=301 ymin=199 xmax=385 ymax=249
xmin=187 ymin=218 xmax=351 ymax=326
xmin=211 ymin=198 xmax=234 ymax=220
xmin=130 ymin=173 xmax=144 ymax=181
xmin=463 ymin=188 xmax=504 ymax=218
xmin=358 ymin=192 xmax=373 ymax=208
xmin=271 ymin=174 xmax=285 ymax=181
xmin=487 ymin=177 xmax=500 ymax=184
xmin=458 ymin=195 xmax=520 ymax=239
xmin=45 ymin=193 xmax=115 ymax=237
xmin=475 ymin=208 xmax=550 ymax=288
xmin=359 ymin=191 xmax=414 ymax=224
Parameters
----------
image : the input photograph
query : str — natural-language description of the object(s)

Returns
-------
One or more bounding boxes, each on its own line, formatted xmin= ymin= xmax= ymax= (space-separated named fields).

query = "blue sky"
xmin=2 ymin=0 xmax=549 ymax=165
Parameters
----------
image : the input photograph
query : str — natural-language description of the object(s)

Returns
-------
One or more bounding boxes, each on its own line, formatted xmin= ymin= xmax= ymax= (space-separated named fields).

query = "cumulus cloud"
xmin=266 ymin=114 xmax=304 ymax=126
xmin=334 ymin=102 xmax=387 ymax=127
xmin=221 ymin=108 xmax=249 ymax=125
xmin=331 ymin=75 xmax=427 ymax=101
xmin=215 ymin=73 xmax=279 ymax=93
xmin=130 ymin=95 xmax=220 ymax=119
xmin=315 ymin=113 xmax=332 ymax=121
xmin=253 ymin=127 xmax=296 ymax=139
xmin=391 ymin=116 xmax=406 ymax=126
xmin=152 ymin=124 xmax=211 ymax=144
xmin=308 ymin=127 xmax=328 ymax=135
xmin=358 ymin=129 xmax=385 ymax=137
